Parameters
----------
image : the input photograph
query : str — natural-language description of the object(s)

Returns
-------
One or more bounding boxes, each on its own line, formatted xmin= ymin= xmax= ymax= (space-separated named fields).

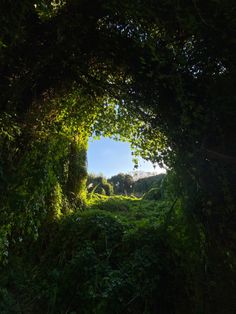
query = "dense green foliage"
xmin=133 ymin=174 xmax=166 ymax=197
xmin=0 ymin=90 xmax=97 ymax=263
xmin=108 ymin=173 xmax=134 ymax=195
xmin=87 ymin=174 xmax=114 ymax=196
xmin=89 ymin=172 xmax=166 ymax=198
xmin=0 ymin=195 xmax=205 ymax=314
xmin=0 ymin=0 xmax=236 ymax=313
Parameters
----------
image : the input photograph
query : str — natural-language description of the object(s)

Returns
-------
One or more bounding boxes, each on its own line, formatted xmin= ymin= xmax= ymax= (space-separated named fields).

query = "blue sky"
xmin=87 ymin=137 xmax=164 ymax=178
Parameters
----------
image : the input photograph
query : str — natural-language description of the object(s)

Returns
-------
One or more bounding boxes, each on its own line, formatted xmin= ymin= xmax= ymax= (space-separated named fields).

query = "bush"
xmin=1 ymin=196 xmax=204 ymax=314
xmin=142 ymin=188 xmax=162 ymax=201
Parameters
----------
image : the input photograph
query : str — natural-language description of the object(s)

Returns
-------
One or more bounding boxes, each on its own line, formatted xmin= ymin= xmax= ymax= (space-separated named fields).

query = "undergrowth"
xmin=0 ymin=194 xmax=204 ymax=314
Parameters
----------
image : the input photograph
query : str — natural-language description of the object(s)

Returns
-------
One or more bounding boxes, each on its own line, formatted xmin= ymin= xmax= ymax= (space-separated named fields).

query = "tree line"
xmin=87 ymin=172 xmax=166 ymax=198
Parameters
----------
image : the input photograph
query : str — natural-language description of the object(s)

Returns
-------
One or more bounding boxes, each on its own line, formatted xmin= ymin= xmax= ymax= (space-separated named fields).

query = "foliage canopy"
xmin=0 ymin=0 xmax=236 ymax=313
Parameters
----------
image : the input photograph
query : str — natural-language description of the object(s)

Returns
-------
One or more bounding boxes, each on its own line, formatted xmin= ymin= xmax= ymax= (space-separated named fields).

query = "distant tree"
xmin=133 ymin=174 xmax=166 ymax=197
xmin=108 ymin=173 xmax=134 ymax=195
xmin=87 ymin=175 xmax=113 ymax=196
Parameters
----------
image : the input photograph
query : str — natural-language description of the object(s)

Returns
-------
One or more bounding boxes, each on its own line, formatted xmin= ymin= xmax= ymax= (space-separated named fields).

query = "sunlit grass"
xmin=84 ymin=193 xmax=174 ymax=230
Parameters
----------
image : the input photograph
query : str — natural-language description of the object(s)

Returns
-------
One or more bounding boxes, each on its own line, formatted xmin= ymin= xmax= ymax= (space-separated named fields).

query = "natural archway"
xmin=0 ymin=1 xmax=236 ymax=313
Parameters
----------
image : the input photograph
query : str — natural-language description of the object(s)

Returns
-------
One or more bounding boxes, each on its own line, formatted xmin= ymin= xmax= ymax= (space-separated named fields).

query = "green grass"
xmin=85 ymin=193 xmax=176 ymax=230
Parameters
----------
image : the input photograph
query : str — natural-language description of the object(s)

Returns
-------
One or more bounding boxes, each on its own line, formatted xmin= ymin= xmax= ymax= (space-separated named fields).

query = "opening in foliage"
xmin=0 ymin=1 xmax=236 ymax=313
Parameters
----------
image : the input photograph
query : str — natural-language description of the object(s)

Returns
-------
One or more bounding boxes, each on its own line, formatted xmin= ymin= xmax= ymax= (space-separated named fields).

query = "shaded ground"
xmin=0 ymin=195 xmax=217 ymax=313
